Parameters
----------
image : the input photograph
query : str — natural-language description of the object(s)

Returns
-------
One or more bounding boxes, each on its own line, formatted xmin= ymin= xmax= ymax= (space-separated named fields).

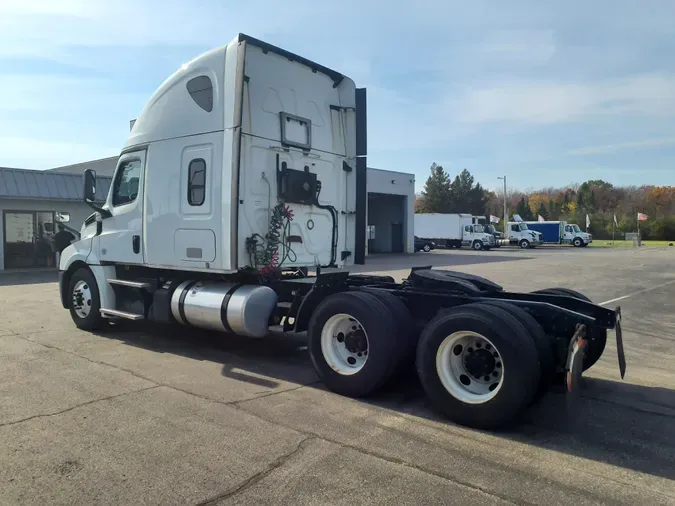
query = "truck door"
xmin=97 ymin=150 xmax=146 ymax=265
xmin=462 ymin=225 xmax=472 ymax=246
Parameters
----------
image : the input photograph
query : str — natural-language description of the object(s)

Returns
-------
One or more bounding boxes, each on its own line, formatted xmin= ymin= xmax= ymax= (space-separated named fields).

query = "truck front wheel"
xmin=308 ymin=291 xmax=403 ymax=397
xmin=68 ymin=268 xmax=106 ymax=331
xmin=519 ymin=239 xmax=530 ymax=249
xmin=472 ymin=240 xmax=484 ymax=251
xmin=573 ymin=237 xmax=583 ymax=247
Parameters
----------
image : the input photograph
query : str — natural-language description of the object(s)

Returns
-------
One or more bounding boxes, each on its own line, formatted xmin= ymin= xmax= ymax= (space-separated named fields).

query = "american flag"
xmin=637 ymin=212 xmax=648 ymax=221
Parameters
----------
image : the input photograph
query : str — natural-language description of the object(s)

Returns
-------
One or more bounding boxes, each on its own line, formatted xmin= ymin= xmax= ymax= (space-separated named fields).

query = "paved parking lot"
xmin=1 ymin=246 xmax=675 ymax=505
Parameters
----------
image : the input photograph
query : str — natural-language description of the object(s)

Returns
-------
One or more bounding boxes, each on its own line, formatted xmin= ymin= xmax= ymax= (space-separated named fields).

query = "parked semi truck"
xmin=472 ymin=216 xmax=502 ymax=247
xmin=506 ymin=222 xmax=542 ymax=248
xmin=565 ymin=223 xmax=593 ymax=247
xmin=58 ymin=33 xmax=625 ymax=430
xmin=524 ymin=221 xmax=593 ymax=247
xmin=415 ymin=213 xmax=496 ymax=250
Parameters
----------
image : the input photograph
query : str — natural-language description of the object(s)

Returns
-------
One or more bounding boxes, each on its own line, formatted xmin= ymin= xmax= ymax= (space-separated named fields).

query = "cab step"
xmin=108 ymin=279 xmax=152 ymax=289
xmin=100 ymin=308 xmax=145 ymax=320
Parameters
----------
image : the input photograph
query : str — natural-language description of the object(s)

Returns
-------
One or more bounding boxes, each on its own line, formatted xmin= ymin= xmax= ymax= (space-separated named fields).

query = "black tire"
xmin=68 ymin=268 xmax=106 ymax=331
xmin=308 ymin=291 xmax=401 ymax=397
xmin=423 ymin=244 xmax=431 ymax=252
xmin=472 ymin=240 xmax=484 ymax=251
xmin=416 ymin=303 xmax=540 ymax=429
xmin=519 ymin=239 xmax=530 ymax=249
xmin=480 ymin=301 xmax=555 ymax=400
xmin=573 ymin=238 xmax=583 ymax=247
xmin=534 ymin=288 xmax=607 ymax=373
xmin=360 ymin=288 xmax=417 ymax=370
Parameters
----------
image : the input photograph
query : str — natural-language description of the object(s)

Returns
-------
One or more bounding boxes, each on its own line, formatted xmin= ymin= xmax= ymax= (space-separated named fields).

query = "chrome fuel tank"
xmin=170 ymin=280 xmax=278 ymax=337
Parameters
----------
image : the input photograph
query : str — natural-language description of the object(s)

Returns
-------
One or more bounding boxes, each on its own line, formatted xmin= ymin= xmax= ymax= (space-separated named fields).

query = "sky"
xmin=1 ymin=0 xmax=674 ymax=193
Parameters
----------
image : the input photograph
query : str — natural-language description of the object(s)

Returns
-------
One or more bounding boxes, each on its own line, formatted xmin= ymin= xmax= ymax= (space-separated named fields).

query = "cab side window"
xmin=511 ymin=224 xmax=519 ymax=232
xmin=112 ymin=159 xmax=142 ymax=207
xmin=187 ymin=158 xmax=206 ymax=206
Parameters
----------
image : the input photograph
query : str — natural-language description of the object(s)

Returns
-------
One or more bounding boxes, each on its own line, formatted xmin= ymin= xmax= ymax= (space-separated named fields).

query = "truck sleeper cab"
xmin=58 ymin=34 xmax=624 ymax=432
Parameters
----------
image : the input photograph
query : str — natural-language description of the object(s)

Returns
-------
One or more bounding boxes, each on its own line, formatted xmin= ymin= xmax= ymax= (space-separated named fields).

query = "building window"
xmin=186 ymin=75 xmax=213 ymax=112
xmin=112 ymin=159 xmax=142 ymax=207
xmin=188 ymin=158 xmax=206 ymax=206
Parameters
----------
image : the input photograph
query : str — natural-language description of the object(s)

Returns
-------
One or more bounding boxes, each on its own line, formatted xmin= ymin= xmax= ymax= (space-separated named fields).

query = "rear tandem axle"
xmin=273 ymin=266 xmax=625 ymax=430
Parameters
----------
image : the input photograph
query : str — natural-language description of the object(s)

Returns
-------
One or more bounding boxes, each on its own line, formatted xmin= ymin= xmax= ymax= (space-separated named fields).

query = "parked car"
xmin=414 ymin=236 xmax=436 ymax=252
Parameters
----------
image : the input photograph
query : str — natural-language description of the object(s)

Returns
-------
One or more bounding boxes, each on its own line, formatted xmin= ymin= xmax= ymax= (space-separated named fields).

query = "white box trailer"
xmin=414 ymin=213 xmax=495 ymax=250
xmin=56 ymin=33 xmax=624 ymax=431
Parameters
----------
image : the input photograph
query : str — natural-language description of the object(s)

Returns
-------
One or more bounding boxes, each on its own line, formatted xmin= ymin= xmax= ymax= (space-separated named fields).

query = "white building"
xmin=0 ymin=157 xmax=414 ymax=270
xmin=366 ymin=167 xmax=415 ymax=255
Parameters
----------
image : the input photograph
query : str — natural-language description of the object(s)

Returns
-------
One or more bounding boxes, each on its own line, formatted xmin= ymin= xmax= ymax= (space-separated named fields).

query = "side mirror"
xmin=55 ymin=212 xmax=71 ymax=223
xmin=83 ymin=168 xmax=97 ymax=204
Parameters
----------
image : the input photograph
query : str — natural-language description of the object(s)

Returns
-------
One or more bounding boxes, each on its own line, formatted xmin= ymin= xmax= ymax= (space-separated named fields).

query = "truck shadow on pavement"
xmin=99 ymin=322 xmax=675 ymax=483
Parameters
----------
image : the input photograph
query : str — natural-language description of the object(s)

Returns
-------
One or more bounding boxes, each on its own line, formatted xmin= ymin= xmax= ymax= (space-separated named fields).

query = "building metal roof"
xmin=0 ymin=167 xmax=111 ymax=203
xmin=48 ymin=156 xmax=118 ymax=177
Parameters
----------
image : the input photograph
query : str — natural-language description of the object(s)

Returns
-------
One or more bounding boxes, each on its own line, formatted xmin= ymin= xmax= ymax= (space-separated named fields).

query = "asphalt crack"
xmin=194 ymin=436 xmax=315 ymax=505
xmin=0 ymin=385 xmax=160 ymax=428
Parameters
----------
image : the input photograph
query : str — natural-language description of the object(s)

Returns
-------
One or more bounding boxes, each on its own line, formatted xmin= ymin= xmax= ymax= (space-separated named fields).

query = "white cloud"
xmin=453 ymin=74 xmax=675 ymax=125
xmin=567 ymin=137 xmax=675 ymax=156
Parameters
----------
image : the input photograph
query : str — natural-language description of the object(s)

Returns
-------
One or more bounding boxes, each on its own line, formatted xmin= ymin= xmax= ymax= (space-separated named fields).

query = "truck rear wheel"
xmin=359 ymin=288 xmax=416 ymax=368
xmin=416 ymin=303 xmax=540 ymax=429
xmin=534 ymin=288 xmax=607 ymax=373
xmin=480 ymin=301 xmax=555 ymax=400
xmin=68 ymin=268 xmax=106 ymax=331
xmin=308 ymin=291 xmax=402 ymax=397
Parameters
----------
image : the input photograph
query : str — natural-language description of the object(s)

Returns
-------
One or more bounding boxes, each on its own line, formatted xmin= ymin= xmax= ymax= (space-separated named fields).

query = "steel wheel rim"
xmin=473 ymin=242 xmax=482 ymax=250
xmin=320 ymin=313 xmax=369 ymax=375
xmin=436 ymin=331 xmax=504 ymax=404
xmin=72 ymin=280 xmax=92 ymax=319
xmin=424 ymin=245 xmax=430 ymax=252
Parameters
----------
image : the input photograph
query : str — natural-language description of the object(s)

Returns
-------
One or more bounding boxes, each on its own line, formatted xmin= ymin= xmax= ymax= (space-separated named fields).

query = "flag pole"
xmin=637 ymin=212 xmax=640 ymax=246
xmin=612 ymin=216 xmax=615 ymax=247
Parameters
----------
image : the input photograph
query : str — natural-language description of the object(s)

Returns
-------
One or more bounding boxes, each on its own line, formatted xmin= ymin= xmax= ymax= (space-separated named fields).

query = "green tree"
xmin=537 ymin=202 xmax=549 ymax=220
xmin=418 ymin=163 xmax=452 ymax=213
xmin=448 ymin=168 xmax=489 ymax=215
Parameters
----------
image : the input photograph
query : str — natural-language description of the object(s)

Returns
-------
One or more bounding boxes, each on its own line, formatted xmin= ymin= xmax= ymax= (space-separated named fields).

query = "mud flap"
xmin=565 ymin=323 xmax=587 ymax=403
xmin=615 ymin=306 xmax=626 ymax=379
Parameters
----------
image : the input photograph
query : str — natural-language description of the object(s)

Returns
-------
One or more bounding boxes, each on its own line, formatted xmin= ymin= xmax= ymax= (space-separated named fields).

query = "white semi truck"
xmin=59 ymin=33 xmax=624 ymax=430
xmin=506 ymin=222 xmax=542 ymax=249
xmin=414 ymin=213 xmax=496 ymax=250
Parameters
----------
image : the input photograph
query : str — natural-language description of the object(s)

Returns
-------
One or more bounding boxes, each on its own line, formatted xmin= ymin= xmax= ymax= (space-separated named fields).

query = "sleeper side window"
xmin=112 ymin=159 xmax=142 ymax=207
xmin=187 ymin=158 xmax=206 ymax=206
xmin=186 ymin=76 xmax=213 ymax=112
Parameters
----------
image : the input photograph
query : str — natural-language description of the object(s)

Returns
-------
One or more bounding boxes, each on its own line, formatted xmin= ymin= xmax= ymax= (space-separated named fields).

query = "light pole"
xmin=497 ymin=176 xmax=507 ymax=232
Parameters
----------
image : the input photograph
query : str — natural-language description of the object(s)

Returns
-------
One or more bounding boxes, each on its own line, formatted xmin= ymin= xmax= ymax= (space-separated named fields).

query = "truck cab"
xmin=463 ymin=223 xmax=496 ymax=250
xmin=563 ymin=224 xmax=592 ymax=247
xmin=507 ymin=222 xmax=540 ymax=249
